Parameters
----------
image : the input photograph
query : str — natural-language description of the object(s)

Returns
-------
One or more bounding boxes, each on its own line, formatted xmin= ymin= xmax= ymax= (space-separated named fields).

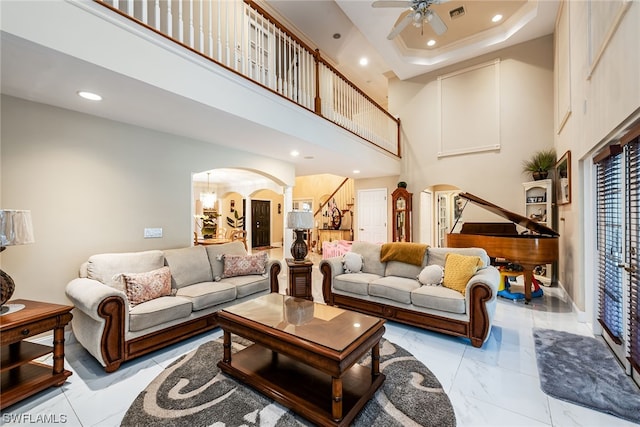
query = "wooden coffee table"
xmin=217 ymin=293 xmax=385 ymax=426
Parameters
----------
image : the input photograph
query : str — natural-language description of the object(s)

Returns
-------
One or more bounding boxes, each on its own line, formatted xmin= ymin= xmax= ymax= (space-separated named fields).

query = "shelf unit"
xmin=523 ymin=179 xmax=554 ymax=282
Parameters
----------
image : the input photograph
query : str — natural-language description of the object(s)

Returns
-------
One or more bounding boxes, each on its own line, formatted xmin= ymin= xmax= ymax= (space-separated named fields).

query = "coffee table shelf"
xmin=219 ymin=344 xmax=384 ymax=426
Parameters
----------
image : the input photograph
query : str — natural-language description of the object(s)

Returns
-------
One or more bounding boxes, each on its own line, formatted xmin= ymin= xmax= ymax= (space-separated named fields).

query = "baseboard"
xmin=555 ymin=279 xmax=588 ymax=324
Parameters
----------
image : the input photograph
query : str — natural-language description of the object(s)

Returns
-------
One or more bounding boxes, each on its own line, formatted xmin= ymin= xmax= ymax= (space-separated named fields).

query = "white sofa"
xmin=65 ymin=242 xmax=281 ymax=372
xmin=320 ymin=241 xmax=500 ymax=347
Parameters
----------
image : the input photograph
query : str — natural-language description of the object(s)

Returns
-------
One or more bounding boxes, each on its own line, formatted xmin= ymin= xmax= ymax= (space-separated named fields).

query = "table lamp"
xmin=1 ymin=210 xmax=35 ymax=314
xmin=287 ymin=210 xmax=314 ymax=262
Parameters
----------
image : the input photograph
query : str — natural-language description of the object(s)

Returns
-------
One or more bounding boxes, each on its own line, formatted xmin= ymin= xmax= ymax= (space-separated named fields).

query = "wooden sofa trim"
xmin=320 ymin=262 xmax=492 ymax=347
xmin=97 ymin=262 xmax=282 ymax=372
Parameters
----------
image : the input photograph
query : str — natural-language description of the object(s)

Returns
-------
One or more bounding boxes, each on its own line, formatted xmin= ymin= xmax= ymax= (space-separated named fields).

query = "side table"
xmin=0 ymin=299 xmax=73 ymax=410
xmin=286 ymin=258 xmax=313 ymax=300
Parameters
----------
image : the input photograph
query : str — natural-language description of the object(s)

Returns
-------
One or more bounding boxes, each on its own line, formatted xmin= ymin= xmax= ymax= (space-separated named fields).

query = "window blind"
xmin=625 ymin=137 xmax=639 ymax=371
xmin=596 ymin=148 xmax=624 ymax=343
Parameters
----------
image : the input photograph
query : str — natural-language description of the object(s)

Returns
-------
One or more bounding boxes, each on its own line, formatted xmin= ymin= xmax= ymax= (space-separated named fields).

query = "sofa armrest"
xmin=319 ymin=257 xmax=345 ymax=305
xmin=466 ymin=266 xmax=500 ymax=299
xmin=464 ymin=265 xmax=500 ymax=346
xmin=66 ymin=278 xmax=128 ymax=322
xmin=65 ymin=278 xmax=129 ymax=372
xmin=267 ymin=259 xmax=282 ymax=293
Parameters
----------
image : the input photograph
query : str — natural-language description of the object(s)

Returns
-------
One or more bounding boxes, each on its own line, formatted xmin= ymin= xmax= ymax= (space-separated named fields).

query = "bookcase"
xmin=523 ymin=179 xmax=554 ymax=281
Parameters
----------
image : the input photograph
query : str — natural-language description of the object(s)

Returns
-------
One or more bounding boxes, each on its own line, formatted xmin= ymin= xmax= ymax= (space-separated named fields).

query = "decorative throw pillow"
xmin=418 ymin=264 xmax=444 ymax=286
xmin=120 ymin=266 xmax=172 ymax=307
xmin=343 ymin=252 xmax=363 ymax=273
xmin=442 ymin=253 xmax=483 ymax=295
xmin=223 ymin=252 xmax=268 ymax=278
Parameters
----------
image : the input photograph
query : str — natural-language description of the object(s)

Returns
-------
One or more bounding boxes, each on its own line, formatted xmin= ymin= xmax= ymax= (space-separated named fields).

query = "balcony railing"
xmin=96 ymin=0 xmax=401 ymax=156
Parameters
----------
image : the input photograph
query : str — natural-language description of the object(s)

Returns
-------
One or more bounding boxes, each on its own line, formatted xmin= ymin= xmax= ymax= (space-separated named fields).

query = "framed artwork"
xmin=556 ymin=150 xmax=571 ymax=205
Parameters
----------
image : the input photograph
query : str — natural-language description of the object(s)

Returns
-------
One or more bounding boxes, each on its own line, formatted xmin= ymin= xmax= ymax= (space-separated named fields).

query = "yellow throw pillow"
xmin=442 ymin=253 xmax=483 ymax=295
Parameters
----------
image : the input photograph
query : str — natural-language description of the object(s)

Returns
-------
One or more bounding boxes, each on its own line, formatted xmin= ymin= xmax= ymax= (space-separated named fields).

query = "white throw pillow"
xmin=418 ymin=264 xmax=444 ymax=286
xmin=342 ymin=252 xmax=363 ymax=274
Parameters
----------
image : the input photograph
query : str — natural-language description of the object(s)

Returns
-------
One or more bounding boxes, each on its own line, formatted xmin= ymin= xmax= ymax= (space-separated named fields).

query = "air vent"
xmin=449 ymin=6 xmax=465 ymax=19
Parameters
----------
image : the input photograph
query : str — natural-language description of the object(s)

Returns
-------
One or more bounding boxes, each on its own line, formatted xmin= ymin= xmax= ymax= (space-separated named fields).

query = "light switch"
xmin=144 ymin=228 xmax=163 ymax=238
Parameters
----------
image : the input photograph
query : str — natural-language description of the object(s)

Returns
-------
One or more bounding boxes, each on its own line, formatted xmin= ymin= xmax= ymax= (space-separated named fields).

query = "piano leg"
xmin=521 ymin=265 xmax=536 ymax=303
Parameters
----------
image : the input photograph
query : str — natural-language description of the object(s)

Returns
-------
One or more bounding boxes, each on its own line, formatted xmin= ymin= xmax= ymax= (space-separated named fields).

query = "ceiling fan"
xmin=372 ymin=0 xmax=448 ymax=40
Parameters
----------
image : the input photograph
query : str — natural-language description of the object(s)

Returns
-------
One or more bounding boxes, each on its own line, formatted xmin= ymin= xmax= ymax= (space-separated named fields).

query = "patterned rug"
xmin=121 ymin=336 xmax=456 ymax=426
xmin=533 ymin=328 xmax=640 ymax=424
xmin=252 ymin=246 xmax=278 ymax=251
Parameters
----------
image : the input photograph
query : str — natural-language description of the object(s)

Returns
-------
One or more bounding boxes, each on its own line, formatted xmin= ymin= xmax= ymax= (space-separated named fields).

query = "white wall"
xmin=388 ymin=36 xmax=555 ymax=239
xmin=555 ymin=0 xmax=640 ymax=312
xmin=0 ymin=95 xmax=295 ymax=305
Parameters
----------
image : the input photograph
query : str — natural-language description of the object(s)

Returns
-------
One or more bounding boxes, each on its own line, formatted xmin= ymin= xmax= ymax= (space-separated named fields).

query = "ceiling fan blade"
xmin=372 ymin=1 xmax=413 ymax=8
xmin=426 ymin=10 xmax=447 ymax=35
xmin=387 ymin=13 xmax=414 ymax=40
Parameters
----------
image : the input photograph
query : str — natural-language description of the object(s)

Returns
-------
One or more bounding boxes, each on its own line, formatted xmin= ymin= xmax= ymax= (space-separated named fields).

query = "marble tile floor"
xmin=2 ymin=247 xmax=638 ymax=426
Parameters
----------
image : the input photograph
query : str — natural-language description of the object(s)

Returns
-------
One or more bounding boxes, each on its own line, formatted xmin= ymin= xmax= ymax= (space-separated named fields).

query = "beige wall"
xmin=0 ymin=95 xmax=295 ymax=305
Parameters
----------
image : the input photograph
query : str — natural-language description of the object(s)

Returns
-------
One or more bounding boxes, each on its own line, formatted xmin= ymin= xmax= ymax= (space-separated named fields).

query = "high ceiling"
xmin=266 ymin=0 xmax=559 ymax=107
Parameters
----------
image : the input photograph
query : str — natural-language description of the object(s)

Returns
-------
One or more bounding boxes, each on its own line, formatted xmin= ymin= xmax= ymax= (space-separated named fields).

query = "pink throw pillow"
xmin=122 ymin=266 xmax=172 ymax=306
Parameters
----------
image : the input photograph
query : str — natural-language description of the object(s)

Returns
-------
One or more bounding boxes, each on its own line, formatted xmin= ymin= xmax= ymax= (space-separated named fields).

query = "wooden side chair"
xmin=230 ymin=229 xmax=248 ymax=250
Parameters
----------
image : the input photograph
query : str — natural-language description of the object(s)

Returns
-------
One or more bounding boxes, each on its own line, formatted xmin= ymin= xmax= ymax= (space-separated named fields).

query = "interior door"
xmin=357 ymin=188 xmax=387 ymax=243
xmin=251 ymin=200 xmax=271 ymax=248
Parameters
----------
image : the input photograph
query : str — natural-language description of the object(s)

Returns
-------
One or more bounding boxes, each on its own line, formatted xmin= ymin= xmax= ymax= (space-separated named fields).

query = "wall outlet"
xmin=144 ymin=228 xmax=163 ymax=238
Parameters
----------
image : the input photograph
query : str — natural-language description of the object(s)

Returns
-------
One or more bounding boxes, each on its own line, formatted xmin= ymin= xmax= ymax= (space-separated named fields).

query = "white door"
xmin=357 ymin=188 xmax=387 ymax=243
xmin=420 ymin=190 xmax=434 ymax=246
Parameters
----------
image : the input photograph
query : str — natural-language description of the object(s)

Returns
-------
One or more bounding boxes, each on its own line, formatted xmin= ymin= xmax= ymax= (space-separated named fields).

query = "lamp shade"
xmin=286 ymin=211 xmax=314 ymax=230
xmin=1 ymin=210 xmax=35 ymax=247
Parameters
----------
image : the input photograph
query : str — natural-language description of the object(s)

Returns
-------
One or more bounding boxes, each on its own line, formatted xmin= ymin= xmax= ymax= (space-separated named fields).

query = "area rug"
xmin=533 ymin=327 xmax=640 ymax=423
xmin=121 ymin=336 xmax=456 ymax=426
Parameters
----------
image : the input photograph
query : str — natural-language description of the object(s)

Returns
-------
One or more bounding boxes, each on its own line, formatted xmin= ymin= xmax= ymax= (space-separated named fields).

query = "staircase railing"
xmin=315 ymin=177 xmax=354 ymax=233
xmin=95 ymin=0 xmax=400 ymax=156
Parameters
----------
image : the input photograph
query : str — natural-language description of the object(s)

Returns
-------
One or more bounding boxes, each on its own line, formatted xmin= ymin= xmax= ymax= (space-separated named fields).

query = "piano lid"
xmin=456 ymin=192 xmax=559 ymax=237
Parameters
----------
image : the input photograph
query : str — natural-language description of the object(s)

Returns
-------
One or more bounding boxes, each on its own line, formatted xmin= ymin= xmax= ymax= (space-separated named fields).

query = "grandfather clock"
xmin=392 ymin=187 xmax=412 ymax=242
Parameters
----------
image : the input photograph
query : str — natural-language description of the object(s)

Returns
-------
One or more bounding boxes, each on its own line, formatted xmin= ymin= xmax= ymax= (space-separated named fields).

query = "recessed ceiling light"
xmin=427 ymin=39 xmax=436 ymax=47
xmin=353 ymin=170 xmax=360 ymax=174
xmin=290 ymin=150 xmax=300 ymax=157
xmin=77 ymin=91 xmax=102 ymax=101
xmin=333 ymin=33 xmax=341 ymax=39
xmin=492 ymin=14 xmax=503 ymax=23
xmin=304 ymin=156 xmax=314 ymax=160
xmin=359 ymin=57 xmax=369 ymax=66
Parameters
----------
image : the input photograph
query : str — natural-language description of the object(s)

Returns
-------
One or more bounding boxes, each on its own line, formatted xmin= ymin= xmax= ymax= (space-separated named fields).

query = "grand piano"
xmin=447 ymin=192 xmax=559 ymax=302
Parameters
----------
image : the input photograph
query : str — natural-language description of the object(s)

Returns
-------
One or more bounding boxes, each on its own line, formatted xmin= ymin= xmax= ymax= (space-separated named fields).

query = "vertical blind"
xmin=596 ymin=147 xmax=624 ymax=343
xmin=625 ymin=138 xmax=639 ymax=371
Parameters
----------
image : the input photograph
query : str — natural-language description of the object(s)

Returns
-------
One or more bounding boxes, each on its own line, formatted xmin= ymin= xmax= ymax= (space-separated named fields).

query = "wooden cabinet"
xmin=392 ymin=187 xmax=412 ymax=242
xmin=0 ymin=299 xmax=73 ymax=409
xmin=317 ymin=229 xmax=351 ymax=254
xmin=286 ymin=259 xmax=313 ymax=300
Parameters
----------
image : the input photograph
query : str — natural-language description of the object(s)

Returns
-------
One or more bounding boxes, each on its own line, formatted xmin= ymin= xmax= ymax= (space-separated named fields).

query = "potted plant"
xmin=522 ymin=148 xmax=556 ymax=180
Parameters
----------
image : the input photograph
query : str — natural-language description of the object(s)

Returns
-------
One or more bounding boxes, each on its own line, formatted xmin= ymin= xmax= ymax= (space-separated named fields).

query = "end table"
xmin=286 ymin=258 xmax=313 ymax=301
xmin=0 ymin=299 xmax=73 ymax=410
